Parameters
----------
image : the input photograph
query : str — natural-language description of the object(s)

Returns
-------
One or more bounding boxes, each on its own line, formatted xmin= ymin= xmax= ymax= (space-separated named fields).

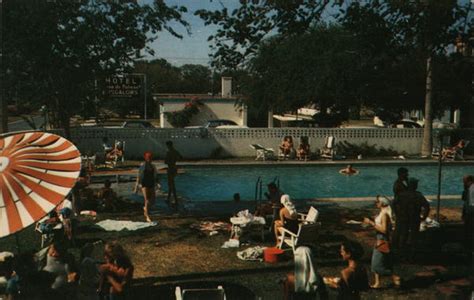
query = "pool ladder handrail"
xmin=255 ymin=176 xmax=263 ymax=204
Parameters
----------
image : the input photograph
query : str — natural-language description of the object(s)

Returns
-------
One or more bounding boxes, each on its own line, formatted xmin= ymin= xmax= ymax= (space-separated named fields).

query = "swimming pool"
xmin=158 ymin=164 xmax=473 ymax=202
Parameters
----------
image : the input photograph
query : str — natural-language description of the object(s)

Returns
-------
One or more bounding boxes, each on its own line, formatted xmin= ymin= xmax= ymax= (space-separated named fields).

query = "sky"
xmin=144 ymin=0 xmax=241 ymax=66
xmin=145 ymin=0 xmax=474 ymax=67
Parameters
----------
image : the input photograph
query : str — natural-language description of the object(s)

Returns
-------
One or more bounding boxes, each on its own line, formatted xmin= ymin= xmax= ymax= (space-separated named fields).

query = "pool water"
xmin=156 ymin=164 xmax=473 ymax=202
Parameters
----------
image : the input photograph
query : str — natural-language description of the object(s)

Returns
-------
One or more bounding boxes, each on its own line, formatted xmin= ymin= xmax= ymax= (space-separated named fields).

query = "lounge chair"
xmin=444 ymin=140 xmax=470 ymax=161
xmin=250 ymin=144 xmax=275 ymax=161
xmin=431 ymin=136 xmax=451 ymax=159
xmin=277 ymin=222 xmax=321 ymax=254
xmin=175 ymin=285 xmax=226 ymax=300
xmin=320 ymin=136 xmax=336 ymax=160
xmin=298 ymin=206 xmax=319 ymax=224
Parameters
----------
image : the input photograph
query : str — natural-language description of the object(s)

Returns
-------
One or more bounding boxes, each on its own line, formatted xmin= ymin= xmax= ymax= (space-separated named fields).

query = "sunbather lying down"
xmin=442 ymin=139 xmax=466 ymax=160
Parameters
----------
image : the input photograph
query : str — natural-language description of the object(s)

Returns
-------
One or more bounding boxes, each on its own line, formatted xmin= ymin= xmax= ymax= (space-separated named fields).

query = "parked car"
xmin=121 ymin=120 xmax=155 ymax=128
xmin=186 ymin=119 xmax=247 ymax=129
xmin=388 ymin=119 xmax=422 ymax=128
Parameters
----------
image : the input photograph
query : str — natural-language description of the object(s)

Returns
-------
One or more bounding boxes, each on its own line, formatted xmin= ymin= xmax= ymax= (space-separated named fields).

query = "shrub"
xmin=164 ymin=98 xmax=203 ymax=128
xmin=335 ymin=141 xmax=400 ymax=158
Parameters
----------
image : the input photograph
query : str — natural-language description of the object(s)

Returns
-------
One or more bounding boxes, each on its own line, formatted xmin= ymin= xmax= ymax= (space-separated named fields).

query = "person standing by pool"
xmin=134 ymin=151 xmax=157 ymax=222
xmin=392 ymin=178 xmax=430 ymax=255
xmin=363 ymin=196 xmax=401 ymax=288
xmin=462 ymin=175 xmax=474 ymax=251
xmin=393 ymin=167 xmax=409 ymax=197
xmin=164 ymin=141 xmax=182 ymax=210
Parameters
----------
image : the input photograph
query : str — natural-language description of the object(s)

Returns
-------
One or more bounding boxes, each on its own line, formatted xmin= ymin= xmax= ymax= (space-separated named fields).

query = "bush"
xmin=335 ymin=141 xmax=400 ymax=158
xmin=164 ymin=98 xmax=203 ymax=127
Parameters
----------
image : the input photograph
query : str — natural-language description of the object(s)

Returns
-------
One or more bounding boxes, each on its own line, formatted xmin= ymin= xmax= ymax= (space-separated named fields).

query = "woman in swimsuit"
xmin=274 ymin=194 xmax=298 ymax=246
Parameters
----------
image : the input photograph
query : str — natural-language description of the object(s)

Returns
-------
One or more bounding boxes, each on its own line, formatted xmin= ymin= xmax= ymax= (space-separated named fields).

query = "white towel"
xmin=281 ymin=194 xmax=296 ymax=216
xmin=294 ymin=246 xmax=318 ymax=293
xmin=96 ymin=219 xmax=157 ymax=231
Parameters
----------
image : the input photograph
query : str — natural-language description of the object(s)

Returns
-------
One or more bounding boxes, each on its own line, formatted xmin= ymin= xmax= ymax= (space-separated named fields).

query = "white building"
xmin=154 ymin=77 xmax=248 ymax=128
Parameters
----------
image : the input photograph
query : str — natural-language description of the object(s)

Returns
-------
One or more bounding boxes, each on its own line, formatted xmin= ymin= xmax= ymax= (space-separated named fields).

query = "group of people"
xmin=4 ymin=241 xmax=133 ymax=300
xmin=254 ymin=166 xmax=441 ymax=298
xmin=279 ymin=136 xmax=311 ymax=160
xmin=134 ymin=141 xmax=182 ymax=222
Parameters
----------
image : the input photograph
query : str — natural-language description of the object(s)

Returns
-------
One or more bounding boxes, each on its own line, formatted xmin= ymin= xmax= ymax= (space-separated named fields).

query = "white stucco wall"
xmin=159 ymin=99 xmax=246 ymax=128
xmin=56 ymin=127 xmax=466 ymax=160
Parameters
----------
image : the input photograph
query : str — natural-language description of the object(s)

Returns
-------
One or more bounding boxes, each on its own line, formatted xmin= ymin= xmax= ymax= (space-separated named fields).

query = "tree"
xmin=242 ymin=25 xmax=367 ymax=118
xmin=196 ymin=0 xmax=333 ymax=70
xmin=341 ymin=0 xmax=472 ymax=155
xmin=2 ymin=0 xmax=188 ymax=136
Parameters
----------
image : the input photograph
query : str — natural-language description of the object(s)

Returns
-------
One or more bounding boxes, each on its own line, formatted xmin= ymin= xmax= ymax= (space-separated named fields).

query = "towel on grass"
xmin=237 ymin=246 xmax=266 ymax=261
xmin=96 ymin=219 xmax=157 ymax=231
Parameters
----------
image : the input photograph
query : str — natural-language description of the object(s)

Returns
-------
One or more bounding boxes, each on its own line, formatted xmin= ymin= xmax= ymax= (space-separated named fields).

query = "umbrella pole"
xmin=15 ymin=234 xmax=21 ymax=253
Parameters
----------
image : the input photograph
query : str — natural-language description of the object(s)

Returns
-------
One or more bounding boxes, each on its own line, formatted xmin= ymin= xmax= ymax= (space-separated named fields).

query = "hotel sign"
xmin=103 ymin=75 xmax=141 ymax=98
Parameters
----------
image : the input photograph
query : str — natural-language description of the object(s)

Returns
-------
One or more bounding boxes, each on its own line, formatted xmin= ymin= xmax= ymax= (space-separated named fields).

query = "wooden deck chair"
xmin=277 ymin=222 xmax=321 ymax=254
xmin=250 ymin=144 xmax=275 ymax=161
xmin=320 ymin=136 xmax=336 ymax=160
xmin=298 ymin=206 xmax=319 ymax=224
xmin=175 ymin=285 xmax=226 ymax=300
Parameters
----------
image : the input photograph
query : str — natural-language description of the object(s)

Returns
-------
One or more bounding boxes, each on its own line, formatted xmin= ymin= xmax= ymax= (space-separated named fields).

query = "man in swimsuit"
xmin=393 ymin=167 xmax=408 ymax=197
xmin=165 ymin=141 xmax=182 ymax=210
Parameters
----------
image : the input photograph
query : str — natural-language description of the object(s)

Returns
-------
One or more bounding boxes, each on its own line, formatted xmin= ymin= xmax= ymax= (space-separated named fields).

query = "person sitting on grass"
xmin=97 ymin=180 xmax=117 ymax=212
xmin=42 ymin=242 xmax=78 ymax=295
xmin=339 ymin=164 xmax=359 ymax=176
xmin=38 ymin=211 xmax=61 ymax=234
xmin=324 ymin=240 xmax=369 ymax=300
xmin=274 ymin=195 xmax=298 ymax=246
xmin=98 ymin=242 xmax=134 ymax=299
xmin=282 ymin=246 xmax=328 ymax=300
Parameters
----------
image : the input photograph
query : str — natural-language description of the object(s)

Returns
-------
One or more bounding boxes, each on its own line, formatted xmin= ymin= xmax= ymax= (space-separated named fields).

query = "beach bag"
xmin=376 ymin=240 xmax=390 ymax=254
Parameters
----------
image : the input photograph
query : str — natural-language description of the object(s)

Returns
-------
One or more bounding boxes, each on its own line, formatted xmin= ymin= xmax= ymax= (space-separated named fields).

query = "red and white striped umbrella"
xmin=0 ymin=132 xmax=81 ymax=238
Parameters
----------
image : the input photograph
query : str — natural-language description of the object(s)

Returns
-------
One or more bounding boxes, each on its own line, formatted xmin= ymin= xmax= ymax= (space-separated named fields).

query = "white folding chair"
xmin=277 ymin=222 xmax=321 ymax=254
xmin=175 ymin=285 xmax=226 ymax=300
xmin=320 ymin=136 xmax=336 ymax=159
xmin=298 ymin=206 xmax=319 ymax=224
xmin=250 ymin=144 xmax=275 ymax=161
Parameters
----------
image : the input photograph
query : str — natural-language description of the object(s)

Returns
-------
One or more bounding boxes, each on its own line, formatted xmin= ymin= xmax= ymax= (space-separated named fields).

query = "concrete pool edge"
xmin=308 ymin=194 xmax=461 ymax=202
xmin=173 ymin=159 xmax=473 ymax=167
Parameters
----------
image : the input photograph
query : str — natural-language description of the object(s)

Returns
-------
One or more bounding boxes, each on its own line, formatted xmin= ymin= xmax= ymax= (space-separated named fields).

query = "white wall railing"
xmin=49 ymin=127 xmax=448 ymax=159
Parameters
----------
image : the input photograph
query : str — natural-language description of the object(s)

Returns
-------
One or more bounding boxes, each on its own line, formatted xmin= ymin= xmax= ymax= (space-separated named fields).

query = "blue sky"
xmin=145 ymin=0 xmax=241 ymax=66
xmin=145 ymin=0 xmax=473 ymax=67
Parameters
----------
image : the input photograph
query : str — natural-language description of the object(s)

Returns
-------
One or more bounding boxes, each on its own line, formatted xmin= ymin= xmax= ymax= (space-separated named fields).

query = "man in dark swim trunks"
xmin=165 ymin=141 xmax=182 ymax=210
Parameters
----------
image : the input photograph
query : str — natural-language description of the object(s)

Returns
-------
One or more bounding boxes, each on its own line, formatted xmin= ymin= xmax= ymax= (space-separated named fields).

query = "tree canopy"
xmin=2 ymin=0 xmax=188 ymax=134
xmin=197 ymin=0 xmax=472 ymax=133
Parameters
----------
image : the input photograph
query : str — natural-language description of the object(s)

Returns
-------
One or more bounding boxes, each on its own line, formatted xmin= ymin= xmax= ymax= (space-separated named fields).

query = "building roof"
xmin=153 ymin=93 xmax=238 ymax=101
